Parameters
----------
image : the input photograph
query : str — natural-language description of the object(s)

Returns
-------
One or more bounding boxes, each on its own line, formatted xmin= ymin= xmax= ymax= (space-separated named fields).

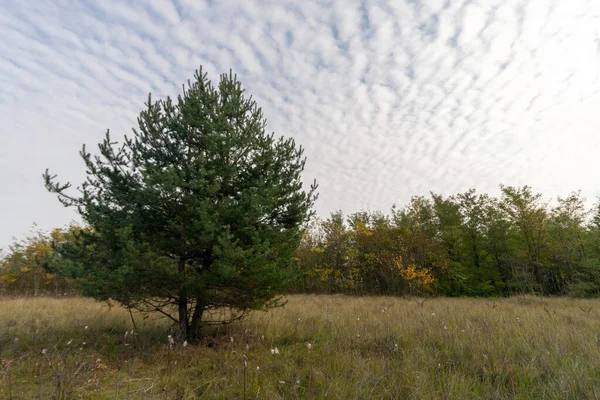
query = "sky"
xmin=1 ymin=0 xmax=600 ymax=250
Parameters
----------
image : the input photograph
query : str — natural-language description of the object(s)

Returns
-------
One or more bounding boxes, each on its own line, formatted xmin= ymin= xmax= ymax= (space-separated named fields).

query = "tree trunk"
xmin=178 ymin=296 xmax=188 ymax=338
xmin=471 ymin=231 xmax=480 ymax=269
xmin=178 ymin=259 xmax=188 ymax=337
xmin=189 ymin=297 xmax=205 ymax=342
xmin=34 ymin=273 xmax=40 ymax=297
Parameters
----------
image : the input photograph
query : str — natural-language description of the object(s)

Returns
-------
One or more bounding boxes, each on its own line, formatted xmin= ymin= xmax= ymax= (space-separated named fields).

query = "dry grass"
xmin=1 ymin=295 xmax=600 ymax=399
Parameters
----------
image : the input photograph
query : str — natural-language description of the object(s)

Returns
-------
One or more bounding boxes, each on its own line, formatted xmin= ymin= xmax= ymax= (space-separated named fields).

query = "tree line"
xmin=2 ymin=186 xmax=600 ymax=299
xmin=292 ymin=186 xmax=600 ymax=297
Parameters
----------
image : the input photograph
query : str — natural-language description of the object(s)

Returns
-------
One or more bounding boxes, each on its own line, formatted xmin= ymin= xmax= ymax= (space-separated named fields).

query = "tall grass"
xmin=1 ymin=295 xmax=600 ymax=399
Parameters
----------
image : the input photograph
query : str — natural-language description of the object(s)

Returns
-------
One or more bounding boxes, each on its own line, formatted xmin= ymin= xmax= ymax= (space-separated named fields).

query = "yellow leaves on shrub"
xmin=394 ymin=256 xmax=435 ymax=287
xmin=0 ymin=272 xmax=18 ymax=284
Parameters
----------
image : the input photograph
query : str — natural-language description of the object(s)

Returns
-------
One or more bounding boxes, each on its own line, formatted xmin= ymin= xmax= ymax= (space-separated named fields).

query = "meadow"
xmin=1 ymin=295 xmax=600 ymax=399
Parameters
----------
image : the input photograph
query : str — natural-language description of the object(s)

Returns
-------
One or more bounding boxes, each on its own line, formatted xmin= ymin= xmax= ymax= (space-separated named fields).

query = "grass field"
xmin=1 ymin=295 xmax=600 ymax=399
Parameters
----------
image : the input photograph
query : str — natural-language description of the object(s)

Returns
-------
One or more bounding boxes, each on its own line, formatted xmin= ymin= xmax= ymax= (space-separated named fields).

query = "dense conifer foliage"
xmin=42 ymin=68 xmax=317 ymax=340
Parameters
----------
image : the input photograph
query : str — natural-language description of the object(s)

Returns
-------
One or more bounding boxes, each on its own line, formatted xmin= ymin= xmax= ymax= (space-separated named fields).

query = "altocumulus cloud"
xmin=1 ymin=0 xmax=600 ymax=248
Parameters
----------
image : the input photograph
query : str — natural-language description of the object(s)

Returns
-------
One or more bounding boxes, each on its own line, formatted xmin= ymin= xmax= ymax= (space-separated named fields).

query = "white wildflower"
xmin=167 ymin=335 xmax=175 ymax=349
xmin=256 ymin=366 xmax=260 ymax=370
xmin=306 ymin=343 xmax=312 ymax=350
xmin=271 ymin=347 xmax=280 ymax=355
xmin=182 ymin=341 xmax=188 ymax=348
xmin=393 ymin=343 xmax=399 ymax=352
xmin=84 ymin=326 xmax=88 ymax=330
xmin=42 ymin=348 xmax=48 ymax=355
xmin=443 ymin=325 xmax=447 ymax=330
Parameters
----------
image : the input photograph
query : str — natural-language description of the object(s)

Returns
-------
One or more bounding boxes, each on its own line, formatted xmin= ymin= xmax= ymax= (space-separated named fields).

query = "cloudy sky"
xmin=1 ymin=0 xmax=599 ymax=249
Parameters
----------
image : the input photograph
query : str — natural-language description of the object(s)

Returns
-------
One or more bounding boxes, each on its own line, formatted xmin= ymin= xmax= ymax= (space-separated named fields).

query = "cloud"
xmin=1 ymin=0 xmax=600 ymax=247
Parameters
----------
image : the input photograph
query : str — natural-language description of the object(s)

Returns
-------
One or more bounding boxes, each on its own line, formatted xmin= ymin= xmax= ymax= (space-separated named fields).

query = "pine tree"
xmin=44 ymin=68 xmax=318 ymax=341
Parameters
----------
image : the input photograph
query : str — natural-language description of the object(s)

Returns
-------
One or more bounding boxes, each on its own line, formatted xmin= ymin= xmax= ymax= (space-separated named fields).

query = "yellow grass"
xmin=1 ymin=295 xmax=600 ymax=399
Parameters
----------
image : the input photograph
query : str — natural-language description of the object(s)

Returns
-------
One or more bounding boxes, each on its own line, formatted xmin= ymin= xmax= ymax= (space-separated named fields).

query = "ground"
xmin=1 ymin=294 xmax=599 ymax=399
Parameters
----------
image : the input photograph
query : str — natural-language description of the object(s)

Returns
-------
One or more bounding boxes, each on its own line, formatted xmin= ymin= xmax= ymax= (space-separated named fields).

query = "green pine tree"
xmin=44 ymin=68 xmax=318 ymax=341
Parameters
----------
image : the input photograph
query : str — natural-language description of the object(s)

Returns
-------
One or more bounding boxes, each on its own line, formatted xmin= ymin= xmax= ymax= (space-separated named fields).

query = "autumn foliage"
xmin=293 ymin=187 xmax=600 ymax=297
xmin=0 ymin=225 xmax=81 ymax=296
